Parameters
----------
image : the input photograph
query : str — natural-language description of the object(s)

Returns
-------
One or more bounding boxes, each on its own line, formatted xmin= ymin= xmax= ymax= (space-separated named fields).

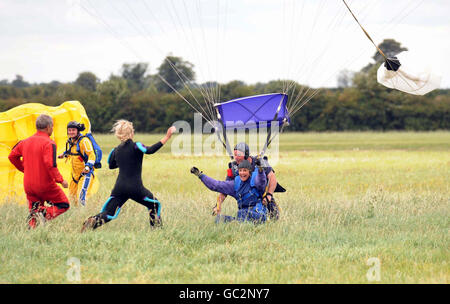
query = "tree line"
xmin=1 ymin=40 xmax=449 ymax=133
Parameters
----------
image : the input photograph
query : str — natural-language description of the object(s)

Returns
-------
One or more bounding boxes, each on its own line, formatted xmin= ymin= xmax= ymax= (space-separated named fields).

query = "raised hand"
xmin=190 ymin=166 xmax=203 ymax=177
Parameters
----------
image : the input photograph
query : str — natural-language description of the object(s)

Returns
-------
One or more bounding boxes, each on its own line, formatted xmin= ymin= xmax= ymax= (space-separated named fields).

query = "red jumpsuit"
xmin=8 ymin=131 xmax=69 ymax=227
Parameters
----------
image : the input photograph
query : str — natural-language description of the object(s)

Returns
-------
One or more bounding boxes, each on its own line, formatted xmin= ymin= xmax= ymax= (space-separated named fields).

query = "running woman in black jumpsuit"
xmin=81 ymin=120 xmax=176 ymax=231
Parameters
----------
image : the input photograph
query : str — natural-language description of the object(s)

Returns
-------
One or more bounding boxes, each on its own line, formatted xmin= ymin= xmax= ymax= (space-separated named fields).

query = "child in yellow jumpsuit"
xmin=59 ymin=121 xmax=96 ymax=206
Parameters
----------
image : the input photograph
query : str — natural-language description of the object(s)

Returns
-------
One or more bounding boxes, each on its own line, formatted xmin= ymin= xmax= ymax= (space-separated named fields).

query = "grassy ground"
xmin=0 ymin=131 xmax=448 ymax=283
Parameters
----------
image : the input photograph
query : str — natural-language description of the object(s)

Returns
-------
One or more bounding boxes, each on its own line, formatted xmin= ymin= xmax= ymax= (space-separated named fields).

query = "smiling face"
xmin=238 ymin=168 xmax=251 ymax=181
xmin=234 ymin=149 xmax=245 ymax=164
xmin=67 ymin=127 xmax=79 ymax=139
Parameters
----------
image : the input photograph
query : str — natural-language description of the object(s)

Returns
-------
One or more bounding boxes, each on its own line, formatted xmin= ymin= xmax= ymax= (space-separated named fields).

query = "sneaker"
xmin=27 ymin=212 xmax=46 ymax=229
xmin=81 ymin=216 xmax=97 ymax=233
xmin=150 ymin=216 xmax=163 ymax=229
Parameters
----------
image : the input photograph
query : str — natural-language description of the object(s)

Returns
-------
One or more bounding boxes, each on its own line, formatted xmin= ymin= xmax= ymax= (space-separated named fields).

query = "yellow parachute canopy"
xmin=0 ymin=101 xmax=99 ymax=204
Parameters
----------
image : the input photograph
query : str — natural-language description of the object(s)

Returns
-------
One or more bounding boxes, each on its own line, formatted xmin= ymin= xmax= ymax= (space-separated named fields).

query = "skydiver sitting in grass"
xmin=190 ymin=158 xmax=268 ymax=223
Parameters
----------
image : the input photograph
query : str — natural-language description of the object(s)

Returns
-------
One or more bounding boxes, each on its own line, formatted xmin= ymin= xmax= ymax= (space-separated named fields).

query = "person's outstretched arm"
xmin=191 ymin=167 xmax=236 ymax=197
xmin=135 ymin=126 xmax=176 ymax=154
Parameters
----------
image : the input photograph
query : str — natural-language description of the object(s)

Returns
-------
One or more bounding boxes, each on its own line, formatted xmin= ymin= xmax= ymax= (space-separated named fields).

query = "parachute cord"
xmin=164 ymin=0 xmax=215 ymax=109
xmin=215 ymin=110 xmax=234 ymax=159
xmin=289 ymin=0 xmax=423 ymax=118
xmin=156 ymin=74 xmax=216 ymax=127
xmin=286 ymin=0 xmax=349 ymax=115
xmin=179 ymin=0 xmax=218 ymax=111
xmin=146 ymin=0 xmax=218 ymax=117
xmin=342 ymin=0 xmax=387 ymax=60
xmin=84 ymin=0 xmax=218 ymax=123
xmin=80 ymin=1 xmax=143 ymax=61
xmin=340 ymin=0 xmax=426 ymax=93
xmin=259 ymin=95 xmax=286 ymax=157
xmin=119 ymin=1 xmax=217 ymax=122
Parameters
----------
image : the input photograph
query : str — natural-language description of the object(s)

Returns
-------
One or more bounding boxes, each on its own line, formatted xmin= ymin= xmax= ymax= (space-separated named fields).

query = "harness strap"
xmin=72 ymin=170 xmax=95 ymax=184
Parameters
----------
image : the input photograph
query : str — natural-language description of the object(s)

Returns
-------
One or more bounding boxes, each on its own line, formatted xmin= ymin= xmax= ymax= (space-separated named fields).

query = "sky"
xmin=1 ymin=0 xmax=449 ymax=89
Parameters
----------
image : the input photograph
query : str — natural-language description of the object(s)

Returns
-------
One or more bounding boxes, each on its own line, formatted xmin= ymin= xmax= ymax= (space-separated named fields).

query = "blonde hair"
xmin=112 ymin=120 xmax=134 ymax=142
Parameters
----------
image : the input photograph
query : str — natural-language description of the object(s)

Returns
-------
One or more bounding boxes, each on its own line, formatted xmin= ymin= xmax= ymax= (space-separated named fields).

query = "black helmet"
xmin=238 ymin=159 xmax=252 ymax=171
xmin=67 ymin=121 xmax=85 ymax=132
xmin=234 ymin=142 xmax=249 ymax=159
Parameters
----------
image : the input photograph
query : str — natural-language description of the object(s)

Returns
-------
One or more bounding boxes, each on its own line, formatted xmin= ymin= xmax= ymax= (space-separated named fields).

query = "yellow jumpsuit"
xmin=67 ymin=136 xmax=96 ymax=206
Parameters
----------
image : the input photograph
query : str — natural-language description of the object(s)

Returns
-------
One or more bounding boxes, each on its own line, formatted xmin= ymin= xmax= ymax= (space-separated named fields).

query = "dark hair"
xmin=238 ymin=159 xmax=252 ymax=171
xmin=67 ymin=121 xmax=85 ymax=132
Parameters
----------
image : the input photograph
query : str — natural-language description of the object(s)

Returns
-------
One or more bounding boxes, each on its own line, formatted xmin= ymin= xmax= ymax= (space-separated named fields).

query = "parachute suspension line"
xmin=140 ymin=1 xmax=217 ymax=120
xmin=289 ymin=87 xmax=323 ymax=118
xmin=342 ymin=0 xmax=387 ymax=60
xmin=341 ymin=0 xmax=425 ymax=92
xmin=80 ymin=1 xmax=143 ymax=60
xmin=169 ymin=0 xmax=220 ymax=114
xmin=286 ymin=1 xmax=349 ymax=115
xmin=288 ymin=0 xmax=325 ymax=95
xmin=140 ymin=0 xmax=167 ymax=36
xmin=121 ymin=0 xmax=217 ymax=123
xmin=384 ymin=0 xmax=425 ymax=32
xmin=287 ymin=0 xmax=423 ymax=119
xmin=178 ymin=0 xmax=215 ymax=108
xmin=288 ymin=0 xmax=380 ymax=111
xmin=370 ymin=0 xmax=426 ymax=92
xmin=215 ymin=109 xmax=234 ymax=159
xmin=288 ymin=0 xmax=424 ymax=116
xmin=214 ymin=0 xmax=228 ymax=108
xmin=128 ymin=1 xmax=216 ymax=120
xmin=187 ymin=0 xmax=224 ymax=115
xmin=81 ymin=0 xmax=216 ymax=125
xmin=306 ymin=0 xmax=423 ymax=102
xmin=188 ymin=0 xmax=222 ymax=107
xmin=162 ymin=0 xmax=218 ymax=121
xmin=281 ymin=0 xmax=295 ymax=95
xmin=263 ymin=118 xmax=288 ymax=157
xmin=156 ymin=74 xmax=215 ymax=126
xmin=196 ymin=0 xmax=216 ymax=104
xmin=287 ymin=0 xmax=387 ymax=116
xmin=259 ymin=94 xmax=287 ymax=158
xmin=281 ymin=0 xmax=289 ymax=95
xmin=282 ymin=0 xmax=305 ymax=96
xmin=107 ymin=0 xmax=216 ymax=122
xmin=164 ymin=0 xmax=204 ymax=96
xmin=284 ymin=0 xmax=344 ymax=114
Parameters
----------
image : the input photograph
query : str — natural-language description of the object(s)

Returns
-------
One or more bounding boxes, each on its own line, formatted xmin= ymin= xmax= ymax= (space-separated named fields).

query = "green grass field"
xmin=0 ymin=131 xmax=449 ymax=283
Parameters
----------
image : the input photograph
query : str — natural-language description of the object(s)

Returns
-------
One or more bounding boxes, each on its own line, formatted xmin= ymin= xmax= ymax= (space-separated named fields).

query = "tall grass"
xmin=0 ymin=132 xmax=448 ymax=283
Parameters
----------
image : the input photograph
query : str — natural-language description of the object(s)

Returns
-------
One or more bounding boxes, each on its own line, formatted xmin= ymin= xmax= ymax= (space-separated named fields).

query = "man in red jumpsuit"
xmin=8 ymin=114 xmax=70 ymax=228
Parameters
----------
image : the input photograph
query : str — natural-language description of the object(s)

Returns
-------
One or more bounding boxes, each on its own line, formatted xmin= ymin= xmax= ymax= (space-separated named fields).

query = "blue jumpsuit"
xmin=198 ymin=169 xmax=268 ymax=223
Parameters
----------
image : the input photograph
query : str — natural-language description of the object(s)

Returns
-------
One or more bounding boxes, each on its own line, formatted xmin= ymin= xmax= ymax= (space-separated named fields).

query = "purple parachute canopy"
xmin=214 ymin=93 xmax=290 ymax=129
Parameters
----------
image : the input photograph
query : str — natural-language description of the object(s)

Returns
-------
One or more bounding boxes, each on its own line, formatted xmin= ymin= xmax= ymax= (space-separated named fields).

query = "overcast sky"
xmin=1 ymin=0 xmax=449 ymax=89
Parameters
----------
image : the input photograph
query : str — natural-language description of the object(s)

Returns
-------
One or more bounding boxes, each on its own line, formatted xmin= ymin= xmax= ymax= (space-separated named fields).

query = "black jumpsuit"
xmin=91 ymin=139 xmax=164 ymax=228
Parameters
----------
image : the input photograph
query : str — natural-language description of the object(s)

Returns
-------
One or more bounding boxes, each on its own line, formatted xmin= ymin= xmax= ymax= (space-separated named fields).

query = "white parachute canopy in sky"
xmin=377 ymin=51 xmax=442 ymax=95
